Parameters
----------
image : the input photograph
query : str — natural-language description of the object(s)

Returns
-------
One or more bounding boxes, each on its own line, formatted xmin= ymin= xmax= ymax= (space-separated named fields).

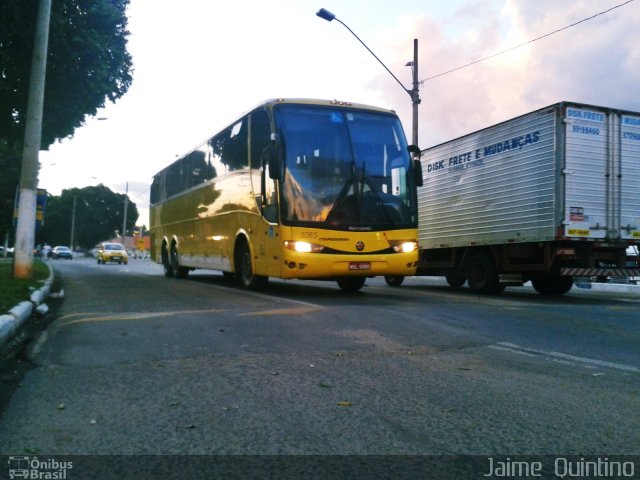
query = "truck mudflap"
xmin=560 ymin=268 xmax=640 ymax=276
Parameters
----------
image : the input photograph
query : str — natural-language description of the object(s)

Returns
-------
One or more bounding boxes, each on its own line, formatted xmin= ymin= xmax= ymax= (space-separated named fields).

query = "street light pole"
xmin=14 ymin=0 xmax=52 ymax=279
xmin=316 ymin=8 xmax=421 ymax=150
xmin=410 ymin=39 xmax=420 ymax=148
xmin=70 ymin=195 xmax=77 ymax=249
xmin=122 ymin=182 xmax=128 ymax=246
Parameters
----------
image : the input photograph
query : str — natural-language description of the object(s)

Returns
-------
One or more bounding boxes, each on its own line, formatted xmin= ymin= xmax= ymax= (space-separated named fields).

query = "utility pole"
xmin=13 ymin=0 xmax=52 ymax=279
xmin=70 ymin=196 xmax=77 ymax=249
xmin=411 ymin=39 xmax=420 ymax=149
xmin=122 ymin=182 xmax=129 ymax=246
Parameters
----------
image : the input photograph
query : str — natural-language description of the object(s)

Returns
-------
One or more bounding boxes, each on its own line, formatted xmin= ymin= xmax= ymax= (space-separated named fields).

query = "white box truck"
xmin=389 ymin=101 xmax=640 ymax=294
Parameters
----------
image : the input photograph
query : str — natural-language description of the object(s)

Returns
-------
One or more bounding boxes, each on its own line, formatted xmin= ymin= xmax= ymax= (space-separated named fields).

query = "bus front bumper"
xmin=278 ymin=251 xmax=418 ymax=280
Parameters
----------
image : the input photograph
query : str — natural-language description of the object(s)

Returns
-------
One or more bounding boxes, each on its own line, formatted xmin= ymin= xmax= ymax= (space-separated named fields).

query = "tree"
xmin=0 ymin=0 xmax=133 ymax=243
xmin=38 ymin=185 xmax=138 ymax=249
xmin=0 ymin=146 xmax=20 ymax=243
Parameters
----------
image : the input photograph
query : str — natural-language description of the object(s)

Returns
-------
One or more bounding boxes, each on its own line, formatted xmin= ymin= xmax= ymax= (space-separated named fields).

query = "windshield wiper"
xmin=325 ymin=160 xmax=395 ymax=226
xmin=359 ymin=165 xmax=396 ymax=225
xmin=325 ymin=160 xmax=357 ymax=224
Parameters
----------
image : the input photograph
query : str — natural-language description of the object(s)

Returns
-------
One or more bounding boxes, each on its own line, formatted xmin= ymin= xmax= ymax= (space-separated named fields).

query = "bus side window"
xmin=251 ymin=109 xmax=277 ymax=223
xmin=183 ymin=150 xmax=210 ymax=189
xmin=166 ymin=163 xmax=181 ymax=198
xmin=222 ymin=120 xmax=248 ymax=171
xmin=251 ymin=109 xmax=271 ymax=169
xmin=150 ymin=175 xmax=161 ymax=204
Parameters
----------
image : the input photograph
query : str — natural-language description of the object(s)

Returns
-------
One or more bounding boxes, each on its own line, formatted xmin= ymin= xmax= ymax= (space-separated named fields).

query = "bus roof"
xmin=259 ymin=98 xmax=397 ymax=114
xmin=152 ymin=98 xmax=399 ymax=179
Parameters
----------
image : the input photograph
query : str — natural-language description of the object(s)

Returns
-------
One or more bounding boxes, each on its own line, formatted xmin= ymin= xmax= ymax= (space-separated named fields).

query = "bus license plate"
xmin=349 ymin=262 xmax=370 ymax=271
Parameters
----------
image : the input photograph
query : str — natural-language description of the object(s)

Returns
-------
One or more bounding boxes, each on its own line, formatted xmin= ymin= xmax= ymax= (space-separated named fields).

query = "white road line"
xmin=489 ymin=341 xmax=640 ymax=374
xmin=247 ymin=290 xmax=323 ymax=309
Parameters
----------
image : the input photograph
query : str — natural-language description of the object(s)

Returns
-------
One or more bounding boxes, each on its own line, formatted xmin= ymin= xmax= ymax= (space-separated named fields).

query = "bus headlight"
xmin=283 ymin=241 xmax=325 ymax=253
xmin=389 ymin=240 xmax=418 ymax=253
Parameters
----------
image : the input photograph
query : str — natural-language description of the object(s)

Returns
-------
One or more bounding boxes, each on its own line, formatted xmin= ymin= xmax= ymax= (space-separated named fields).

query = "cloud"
xmin=372 ymin=0 xmax=640 ymax=147
xmin=39 ymin=0 xmax=640 ymax=226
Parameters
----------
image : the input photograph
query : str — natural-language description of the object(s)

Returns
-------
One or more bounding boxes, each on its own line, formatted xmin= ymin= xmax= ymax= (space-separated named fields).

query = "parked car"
xmin=0 ymin=246 xmax=14 ymax=257
xmin=52 ymin=246 xmax=73 ymax=259
xmin=97 ymin=242 xmax=128 ymax=265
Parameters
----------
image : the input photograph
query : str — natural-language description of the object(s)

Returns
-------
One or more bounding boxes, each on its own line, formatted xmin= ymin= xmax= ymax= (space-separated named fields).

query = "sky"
xmin=38 ymin=0 xmax=640 ymax=226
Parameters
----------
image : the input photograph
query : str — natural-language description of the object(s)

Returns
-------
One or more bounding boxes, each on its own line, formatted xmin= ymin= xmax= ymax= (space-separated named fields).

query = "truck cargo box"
xmin=418 ymin=101 xmax=640 ymax=250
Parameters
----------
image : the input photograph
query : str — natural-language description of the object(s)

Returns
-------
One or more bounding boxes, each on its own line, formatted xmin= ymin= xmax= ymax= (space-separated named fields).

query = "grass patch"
xmin=0 ymin=259 xmax=50 ymax=313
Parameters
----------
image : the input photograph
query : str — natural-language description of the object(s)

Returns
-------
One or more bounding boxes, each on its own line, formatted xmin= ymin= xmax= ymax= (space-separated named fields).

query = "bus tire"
xmin=170 ymin=244 xmax=189 ymax=279
xmin=466 ymin=253 xmax=502 ymax=294
xmin=531 ymin=274 xmax=573 ymax=295
xmin=162 ymin=243 xmax=173 ymax=278
xmin=384 ymin=275 xmax=404 ymax=287
xmin=337 ymin=277 xmax=366 ymax=292
xmin=236 ymin=240 xmax=268 ymax=290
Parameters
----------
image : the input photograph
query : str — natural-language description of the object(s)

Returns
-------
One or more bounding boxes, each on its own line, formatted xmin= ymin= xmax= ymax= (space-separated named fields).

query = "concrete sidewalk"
xmin=573 ymin=280 xmax=640 ymax=295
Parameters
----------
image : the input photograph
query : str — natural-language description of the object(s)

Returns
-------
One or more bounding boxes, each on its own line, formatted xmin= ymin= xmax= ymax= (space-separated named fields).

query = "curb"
xmin=0 ymin=263 xmax=54 ymax=350
xmin=574 ymin=281 xmax=640 ymax=294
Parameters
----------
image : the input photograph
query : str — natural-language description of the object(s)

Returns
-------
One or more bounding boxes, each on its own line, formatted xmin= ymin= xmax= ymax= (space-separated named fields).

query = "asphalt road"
xmin=0 ymin=257 xmax=638 ymax=459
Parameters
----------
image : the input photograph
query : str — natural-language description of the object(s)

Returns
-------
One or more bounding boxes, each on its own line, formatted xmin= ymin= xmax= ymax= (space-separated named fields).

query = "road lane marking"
xmin=489 ymin=342 xmax=640 ymax=373
xmin=57 ymin=301 xmax=324 ymax=326
xmin=247 ymin=290 xmax=323 ymax=309
xmin=236 ymin=306 xmax=324 ymax=317
xmin=58 ymin=309 xmax=226 ymax=327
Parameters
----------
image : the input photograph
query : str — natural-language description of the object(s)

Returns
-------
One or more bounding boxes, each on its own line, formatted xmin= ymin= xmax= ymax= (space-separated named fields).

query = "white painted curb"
xmin=0 ymin=263 xmax=54 ymax=349
xmin=0 ymin=315 xmax=16 ymax=346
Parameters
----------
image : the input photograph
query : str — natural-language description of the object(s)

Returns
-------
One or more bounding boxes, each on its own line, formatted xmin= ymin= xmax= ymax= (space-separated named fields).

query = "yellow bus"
xmin=150 ymin=98 xmax=422 ymax=292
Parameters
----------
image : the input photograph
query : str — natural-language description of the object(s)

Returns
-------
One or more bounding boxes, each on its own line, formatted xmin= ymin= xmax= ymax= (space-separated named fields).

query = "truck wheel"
xmin=384 ymin=275 xmax=404 ymax=287
xmin=467 ymin=253 xmax=501 ymax=294
xmin=237 ymin=241 xmax=268 ymax=290
xmin=531 ymin=274 xmax=573 ymax=295
xmin=337 ymin=277 xmax=366 ymax=292
xmin=445 ymin=270 xmax=466 ymax=287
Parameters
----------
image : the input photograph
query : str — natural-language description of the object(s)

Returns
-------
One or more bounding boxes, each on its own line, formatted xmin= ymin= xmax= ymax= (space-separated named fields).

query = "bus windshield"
xmin=275 ymin=105 xmax=417 ymax=230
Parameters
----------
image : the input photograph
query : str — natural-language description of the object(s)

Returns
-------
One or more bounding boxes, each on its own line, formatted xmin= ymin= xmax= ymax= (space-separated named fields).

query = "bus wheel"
xmin=337 ymin=277 xmax=366 ymax=292
xmin=162 ymin=244 xmax=173 ymax=278
xmin=384 ymin=275 xmax=404 ymax=287
xmin=466 ymin=253 xmax=501 ymax=294
xmin=170 ymin=245 xmax=189 ymax=279
xmin=237 ymin=241 xmax=268 ymax=290
xmin=531 ymin=274 xmax=573 ymax=295
xmin=445 ymin=270 xmax=466 ymax=287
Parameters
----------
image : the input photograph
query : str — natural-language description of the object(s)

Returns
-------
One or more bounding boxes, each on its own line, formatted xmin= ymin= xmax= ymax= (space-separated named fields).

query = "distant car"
xmin=626 ymin=245 xmax=639 ymax=267
xmin=97 ymin=242 xmax=128 ymax=265
xmin=52 ymin=246 xmax=73 ymax=259
xmin=0 ymin=246 xmax=14 ymax=257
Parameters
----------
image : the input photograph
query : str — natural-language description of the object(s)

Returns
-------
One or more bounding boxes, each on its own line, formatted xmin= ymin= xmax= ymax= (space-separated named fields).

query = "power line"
xmin=420 ymin=0 xmax=635 ymax=83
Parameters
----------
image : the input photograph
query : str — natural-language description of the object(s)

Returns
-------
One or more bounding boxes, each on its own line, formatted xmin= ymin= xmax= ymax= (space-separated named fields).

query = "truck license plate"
xmin=348 ymin=262 xmax=370 ymax=271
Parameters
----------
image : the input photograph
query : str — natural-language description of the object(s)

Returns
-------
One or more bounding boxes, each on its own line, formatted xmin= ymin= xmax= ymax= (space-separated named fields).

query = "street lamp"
xmin=316 ymin=8 xmax=421 ymax=150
